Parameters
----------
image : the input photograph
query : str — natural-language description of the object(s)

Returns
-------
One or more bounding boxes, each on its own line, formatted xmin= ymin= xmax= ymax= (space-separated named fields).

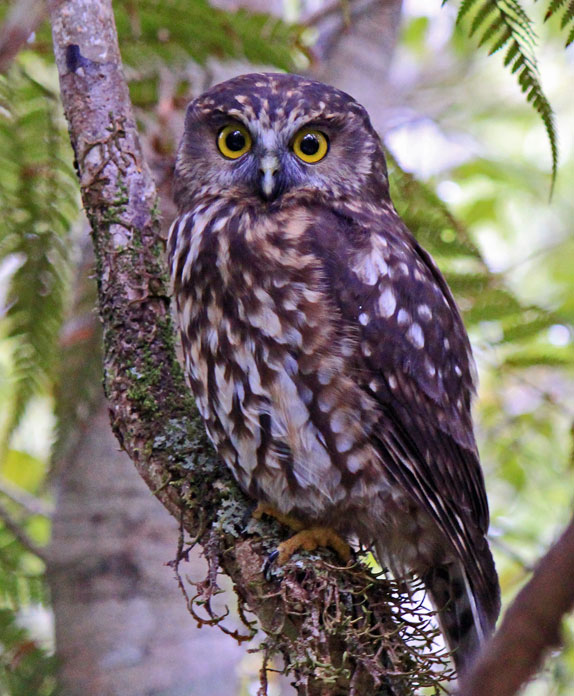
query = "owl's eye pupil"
xmin=225 ymin=130 xmax=246 ymax=152
xmin=299 ymin=133 xmax=320 ymax=156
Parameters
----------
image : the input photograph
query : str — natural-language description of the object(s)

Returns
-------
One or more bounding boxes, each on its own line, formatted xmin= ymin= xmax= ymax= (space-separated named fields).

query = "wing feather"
xmin=302 ymin=203 xmax=490 ymax=546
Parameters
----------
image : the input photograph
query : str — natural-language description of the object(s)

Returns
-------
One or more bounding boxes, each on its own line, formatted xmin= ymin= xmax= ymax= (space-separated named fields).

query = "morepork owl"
xmin=168 ymin=72 xmax=500 ymax=675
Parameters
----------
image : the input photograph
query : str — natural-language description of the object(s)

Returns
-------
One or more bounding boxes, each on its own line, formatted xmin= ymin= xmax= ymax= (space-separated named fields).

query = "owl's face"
xmin=174 ymin=73 xmax=389 ymax=210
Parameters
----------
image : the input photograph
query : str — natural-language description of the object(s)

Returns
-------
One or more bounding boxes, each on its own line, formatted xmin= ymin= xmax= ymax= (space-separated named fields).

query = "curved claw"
xmin=263 ymin=549 xmax=280 ymax=579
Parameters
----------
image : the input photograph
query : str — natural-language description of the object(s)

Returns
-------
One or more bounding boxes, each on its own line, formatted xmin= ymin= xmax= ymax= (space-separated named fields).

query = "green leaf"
xmin=112 ymin=0 xmax=307 ymax=71
xmin=0 ymin=62 xmax=80 ymax=443
xmin=0 ymin=609 xmax=56 ymax=696
xmin=447 ymin=0 xmax=558 ymax=190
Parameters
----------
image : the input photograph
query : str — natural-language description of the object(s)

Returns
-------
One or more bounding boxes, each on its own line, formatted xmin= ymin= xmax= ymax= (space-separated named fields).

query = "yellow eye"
xmin=292 ymin=128 xmax=329 ymax=164
xmin=217 ymin=124 xmax=252 ymax=159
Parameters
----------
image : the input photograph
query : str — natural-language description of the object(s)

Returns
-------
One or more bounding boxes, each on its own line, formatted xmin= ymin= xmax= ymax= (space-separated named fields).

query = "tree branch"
xmin=459 ymin=515 xmax=574 ymax=696
xmin=46 ymin=1 xmax=447 ymax=693
xmin=0 ymin=477 xmax=53 ymax=517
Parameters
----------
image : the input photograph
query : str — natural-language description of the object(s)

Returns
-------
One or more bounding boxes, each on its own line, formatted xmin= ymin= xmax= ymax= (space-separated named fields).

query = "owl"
xmin=167 ymin=72 xmax=500 ymax=675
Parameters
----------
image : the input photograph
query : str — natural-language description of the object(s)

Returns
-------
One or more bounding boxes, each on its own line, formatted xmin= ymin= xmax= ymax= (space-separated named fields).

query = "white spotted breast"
xmin=168 ymin=205 xmax=383 ymax=520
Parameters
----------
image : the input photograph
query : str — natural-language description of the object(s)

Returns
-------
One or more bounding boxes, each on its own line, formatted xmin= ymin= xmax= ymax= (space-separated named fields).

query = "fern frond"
xmin=561 ymin=0 xmax=574 ymax=26
xmin=478 ymin=14 xmax=505 ymax=47
xmin=470 ymin=1 xmax=498 ymax=37
xmin=543 ymin=0 xmax=568 ymax=19
xmin=541 ymin=0 xmax=574 ymax=45
xmin=503 ymin=38 xmax=521 ymax=64
xmin=29 ymin=0 xmax=308 ymax=71
xmin=111 ymin=0 xmax=307 ymax=71
xmin=488 ymin=25 xmax=513 ymax=53
xmin=386 ymin=152 xmax=562 ymax=353
xmin=448 ymin=0 xmax=558 ymax=188
xmin=0 ymin=546 xmax=47 ymax=608
xmin=458 ymin=0 xmax=482 ymax=23
xmin=0 ymin=63 xmax=80 ymax=443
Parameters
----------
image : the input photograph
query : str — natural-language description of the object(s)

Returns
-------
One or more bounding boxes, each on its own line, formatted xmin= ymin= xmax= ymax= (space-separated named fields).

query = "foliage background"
xmin=0 ymin=0 xmax=573 ymax=693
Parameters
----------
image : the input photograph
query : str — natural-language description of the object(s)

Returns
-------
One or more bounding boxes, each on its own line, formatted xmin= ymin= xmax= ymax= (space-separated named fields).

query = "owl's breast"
xmin=168 ymin=205 xmax=387 ymax=521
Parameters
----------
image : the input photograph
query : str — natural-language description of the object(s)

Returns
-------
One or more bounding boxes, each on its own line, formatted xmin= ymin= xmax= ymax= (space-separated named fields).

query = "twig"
xmin=0 ymin=477 xmax=53 ymax=517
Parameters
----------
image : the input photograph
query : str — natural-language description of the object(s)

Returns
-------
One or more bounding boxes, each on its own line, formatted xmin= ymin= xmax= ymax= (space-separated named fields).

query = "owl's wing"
xmin=303 ymin=204 xmax=489 ymax=550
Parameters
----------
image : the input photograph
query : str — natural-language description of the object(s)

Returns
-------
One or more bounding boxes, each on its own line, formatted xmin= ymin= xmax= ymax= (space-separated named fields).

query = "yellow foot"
xmin=277 ymin=527 xmax=351 ymax=565
xmin=253 ymin=503 xmax=351 ymax=565
xmin=252 ymin=502 xmax=305 ymax=532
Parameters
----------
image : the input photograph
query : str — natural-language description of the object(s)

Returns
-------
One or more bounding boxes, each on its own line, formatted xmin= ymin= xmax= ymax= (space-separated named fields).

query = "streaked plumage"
xmin=168 ymin=72 xmax=500 ymax=675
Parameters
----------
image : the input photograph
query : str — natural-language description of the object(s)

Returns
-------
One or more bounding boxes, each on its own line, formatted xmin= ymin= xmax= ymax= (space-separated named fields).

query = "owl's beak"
xmin=258 ymin=153 xmax=280 ymax=200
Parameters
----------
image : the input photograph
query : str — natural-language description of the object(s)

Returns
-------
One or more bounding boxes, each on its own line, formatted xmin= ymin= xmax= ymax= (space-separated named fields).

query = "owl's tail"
xmin=423 ymin=553 xmax=500 ymax=677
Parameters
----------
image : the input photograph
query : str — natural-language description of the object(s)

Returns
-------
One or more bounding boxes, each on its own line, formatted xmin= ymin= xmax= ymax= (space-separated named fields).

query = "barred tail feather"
xmin=423 ymin=557 xmax=499 ymax=676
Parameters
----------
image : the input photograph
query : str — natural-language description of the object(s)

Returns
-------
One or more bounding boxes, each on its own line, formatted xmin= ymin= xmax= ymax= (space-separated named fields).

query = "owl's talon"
xmin=252 ymin=502 xmax=305 ymax=532
xmin=253 ymin=504 xmax=350 ymax=567
xmin=263 ymin=549 xmax=280 ymax=579
xmin=276 ymin=527 xmax=351 ymax=566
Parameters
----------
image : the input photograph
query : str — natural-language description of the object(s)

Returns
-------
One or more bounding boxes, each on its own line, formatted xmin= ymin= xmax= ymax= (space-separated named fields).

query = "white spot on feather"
xmin=299 ymin=384 xmax=313 ymax=405
xmin=424 ymin=357 xmax=436 ymax=377
xmin=406 ymin=323 xmax=424 ymax=349
xmin=180 ymin=210 xmax=213 ymax=283
xmin=347 ymin=454 xmax=363 ymax=473
xmin=418 ymin=304 xmax=432 ymax=321
xmin=180 ymin=298 xmax=194 ymax=329
xmin=330 ymin=409 xmax=347 ymax=434
xmin=214 ymin=364 xmax=233 ymax=414
xmin=283 ymin=298 xmax=298 ymax=311
xmin=353 ymin=249 xmax=389 ymax=285
xmin=358 ymin=312 xmax=369 ymax=326
xmin=318 ymin=391 xmax=336 ymax=413
xmin=397 ymin=309 xmax=410 ymax=326
xmin=336 ymin=434 xmax=353 ymax=453
xmin=303 ymin=287 xmax=322 ymax=303
xmin=377 ymin=287 xmax=396 ymax=318
xmin=248 ymin=306 xmax=281 ymax=337
xmin=341 ymin=341 xmax=355 ymax=357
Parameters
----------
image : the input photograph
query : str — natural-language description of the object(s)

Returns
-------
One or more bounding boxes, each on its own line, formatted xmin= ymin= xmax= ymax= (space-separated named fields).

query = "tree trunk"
xmin=49 ymin=401 xmax=244 ymax=696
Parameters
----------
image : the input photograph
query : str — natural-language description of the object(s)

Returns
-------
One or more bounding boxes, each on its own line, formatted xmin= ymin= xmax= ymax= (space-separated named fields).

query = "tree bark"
xmin=49 ymin=237 xmax=245 ymax=696
xmin=46 ymin=1 xmax=439 ymax=694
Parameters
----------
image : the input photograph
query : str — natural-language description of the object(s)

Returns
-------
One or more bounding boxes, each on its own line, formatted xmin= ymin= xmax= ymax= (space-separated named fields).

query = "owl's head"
xmin=174 ymin=73 xmax=389 ymax=210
